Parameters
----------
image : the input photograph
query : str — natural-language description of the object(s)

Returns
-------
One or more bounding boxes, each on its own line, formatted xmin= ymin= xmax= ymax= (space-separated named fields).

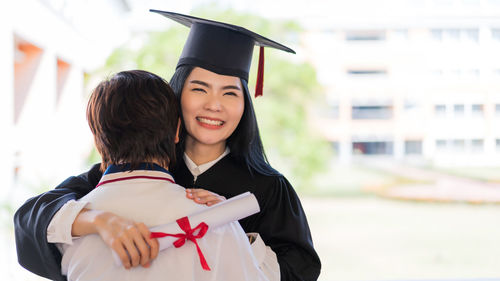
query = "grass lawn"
xmin=432 ymin=167 xmax=500 ymax=183
xmin=300 ymin=196 xmax=500 ymax=281
xmin=301 ymin=164 xmax=417 ymax=197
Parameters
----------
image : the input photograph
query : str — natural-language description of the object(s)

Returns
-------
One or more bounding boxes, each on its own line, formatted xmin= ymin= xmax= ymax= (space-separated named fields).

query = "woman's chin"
xmin=187 ymin=136 xmax=227 ymax=149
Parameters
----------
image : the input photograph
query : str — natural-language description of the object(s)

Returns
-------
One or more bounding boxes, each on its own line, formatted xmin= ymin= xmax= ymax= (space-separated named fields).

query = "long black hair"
xmin=170 ymin=65 xmax=279 ymax=177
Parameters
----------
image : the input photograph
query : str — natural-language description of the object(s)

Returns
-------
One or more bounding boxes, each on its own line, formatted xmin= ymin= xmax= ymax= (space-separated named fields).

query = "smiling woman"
xmin=181 ymin=67 xmax=245 ymax=163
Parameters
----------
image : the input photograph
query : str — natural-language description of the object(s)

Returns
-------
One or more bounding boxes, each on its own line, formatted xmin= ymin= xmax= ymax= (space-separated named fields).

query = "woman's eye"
xmin=224 ymin=92 xmax=238 ymax=96
xmin=192 ymin=88 xmax=206 ymax=93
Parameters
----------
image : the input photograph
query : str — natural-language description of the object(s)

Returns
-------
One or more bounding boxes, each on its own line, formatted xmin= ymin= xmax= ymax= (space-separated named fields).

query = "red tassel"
xmin=255 ymin=46 xmax=264 ymax=98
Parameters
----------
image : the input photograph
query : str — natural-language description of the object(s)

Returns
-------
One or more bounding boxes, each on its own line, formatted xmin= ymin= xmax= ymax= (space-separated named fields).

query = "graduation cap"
xmin=150 ymin=9 xmax=295 ymax=97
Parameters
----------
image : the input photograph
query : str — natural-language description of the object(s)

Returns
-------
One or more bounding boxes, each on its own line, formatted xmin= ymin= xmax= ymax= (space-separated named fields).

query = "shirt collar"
xmin=104 ymin=163 xmax=171 ymax=176
xmin=183 ymin=147 xmax=230 ymax=177
xmin=98 ymin=163 xmax=175 ymax=188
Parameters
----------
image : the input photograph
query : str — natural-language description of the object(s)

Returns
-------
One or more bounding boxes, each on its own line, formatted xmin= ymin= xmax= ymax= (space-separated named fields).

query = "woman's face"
xmin=181 ymin=67 xmax=245 ymax=151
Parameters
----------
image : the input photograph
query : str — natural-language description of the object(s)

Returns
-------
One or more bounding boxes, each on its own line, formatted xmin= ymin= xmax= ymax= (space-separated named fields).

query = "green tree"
xmin=96 ymin=7 xmax=332 ymax=191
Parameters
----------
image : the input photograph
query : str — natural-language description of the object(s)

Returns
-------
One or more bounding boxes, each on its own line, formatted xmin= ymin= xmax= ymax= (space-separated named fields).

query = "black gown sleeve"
xmin=251 ymin=176 xmax=321 ymax=281
xmin=13 ymin=163 xmax=102 ymax=281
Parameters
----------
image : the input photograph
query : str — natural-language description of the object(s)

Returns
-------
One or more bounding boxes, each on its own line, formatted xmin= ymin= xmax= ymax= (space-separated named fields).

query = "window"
xmin=405 ymin=140 xmax=423 ymax=155
xmin=352 ymin=141 xmax=393 ymax=155
xmin=436 ymin=139 xmax=447 ymax=150
xmin=435 ymin=104 xmax=446 ymax=116
xmin=465 ymin=69 xmax=480 ymax=78
xmin=431 ymin=29 xmax=443 ymax=41
xmin=492 ymin=29 xmax=500 ymax=41
xmin=347 ymin=69 xmax=388 ymax=76
xmin=444 ymin=29 xmax=461 ymax=41
xmin=471 ymin=104 xmax=484 ymax=116
xmin=450 ymin=69 xmax=462 ymax=77
xmin=346 ymin=30 xmax=386 ymax=41
xmin=431 ymin=69 xmax=444 ymax=77
xmin=392 ymin=29 xmax=408 ymax=41
xmin=452 ymin=139 xmax=466 ymax=151
xmin=431 ymin=28 xmax=480 ymax=42
xmin=471 ymin=139 xmax=484 ymax=152
xmin=331 ymin=141 xmax=340 ymax=154
xmin=352 ymin=105 xmax=393 ymax=119
xmin=404 ymin=100 xmax=420 ymax=112
xmin=463 ymin=29 xmax=479 ymax=42
xmin=495 ymin=104 xmax=500 ymax=115
xmin=454 ymin=104 xmax=465 ymax=116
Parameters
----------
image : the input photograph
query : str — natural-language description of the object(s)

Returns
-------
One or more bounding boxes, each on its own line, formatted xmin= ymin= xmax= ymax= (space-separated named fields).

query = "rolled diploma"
xmin=113 ymin=192 xmax=260 ymax=266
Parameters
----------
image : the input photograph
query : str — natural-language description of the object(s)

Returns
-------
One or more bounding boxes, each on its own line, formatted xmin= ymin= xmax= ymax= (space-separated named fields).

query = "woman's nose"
xmin=204 ymin=95 xmax=222 ymax=112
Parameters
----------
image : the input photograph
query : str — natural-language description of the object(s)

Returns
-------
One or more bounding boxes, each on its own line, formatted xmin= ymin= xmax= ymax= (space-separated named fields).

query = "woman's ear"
xmin=175 ymin=118 xmax=181 ymax=144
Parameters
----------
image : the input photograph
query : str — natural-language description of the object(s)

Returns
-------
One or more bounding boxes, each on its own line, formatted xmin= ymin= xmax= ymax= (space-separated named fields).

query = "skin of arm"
xmin=71 ymin=208 xmax=159 ymax=269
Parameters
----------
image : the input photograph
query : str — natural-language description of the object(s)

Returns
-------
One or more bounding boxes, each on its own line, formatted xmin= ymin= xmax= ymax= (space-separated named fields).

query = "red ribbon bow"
xmin=150 ymin=216 xmax=211 ymax=270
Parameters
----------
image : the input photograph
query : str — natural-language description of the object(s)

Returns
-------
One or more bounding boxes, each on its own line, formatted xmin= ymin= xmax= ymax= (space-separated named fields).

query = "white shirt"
xmin=46 ymin=149 xmax=230 ymax=248
xmin=61 ymin=165 xmax=269 ymax=281
xmin=47 ymin=149 xmax=279 ymax=280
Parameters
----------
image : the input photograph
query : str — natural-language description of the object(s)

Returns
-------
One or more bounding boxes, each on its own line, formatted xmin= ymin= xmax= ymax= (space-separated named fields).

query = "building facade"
xmin=303 ymin=0 xmax=500 ymax=166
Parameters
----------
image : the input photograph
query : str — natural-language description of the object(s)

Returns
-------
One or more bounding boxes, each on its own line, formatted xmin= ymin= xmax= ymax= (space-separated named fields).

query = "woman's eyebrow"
xmin=189 ymin=80 xmax=210 ymax=88
xmin=189 ymin=80 xmax=241 ymax=91
xmin=222 ymin=85 xmax=241 ymax=91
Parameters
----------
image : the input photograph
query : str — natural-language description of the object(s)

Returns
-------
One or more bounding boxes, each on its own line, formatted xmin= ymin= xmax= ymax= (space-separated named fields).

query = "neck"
xmin=150 ymin=158 xmax=169 ymax=171
xmin=114 ymin=158 xmax=169 ymax=171
xmin=184 ymin=138 xmax=226 ymax=166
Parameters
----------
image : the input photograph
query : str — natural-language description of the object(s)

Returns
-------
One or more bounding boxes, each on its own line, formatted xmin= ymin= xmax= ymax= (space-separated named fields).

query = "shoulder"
xmin=227 ymin=160 xmax=297 ymax=209
xmin=223 ymin=154 xmax=289 ymax=185
xmin=56 ymin=163 xmax=102 ymax=191
xmin=224 ymin=154 xmax=283 ymax=179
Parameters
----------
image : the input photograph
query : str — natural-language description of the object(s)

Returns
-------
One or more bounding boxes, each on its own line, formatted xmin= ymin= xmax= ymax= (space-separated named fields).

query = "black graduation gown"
xmin=14 ymin=155 xmax=321 ymax=281
xmin=172 ymin=154 xmax=321 ymax=281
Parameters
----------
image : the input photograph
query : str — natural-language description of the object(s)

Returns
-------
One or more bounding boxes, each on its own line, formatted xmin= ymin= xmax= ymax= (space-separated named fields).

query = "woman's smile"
xmin=196 ymin=116 xmax=225 ymax=128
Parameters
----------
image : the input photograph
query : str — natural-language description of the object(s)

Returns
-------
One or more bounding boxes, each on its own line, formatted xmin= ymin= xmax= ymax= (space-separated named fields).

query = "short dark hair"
xmin=169 ymin=66 xmax=278 ymax=176
xmin=87 ymin=70 xmax=179 ymax=172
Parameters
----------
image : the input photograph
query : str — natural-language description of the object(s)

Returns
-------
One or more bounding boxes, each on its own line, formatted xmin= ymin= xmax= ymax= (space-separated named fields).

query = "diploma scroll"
xmin=113 ymin=192 xmax=260 ymax=266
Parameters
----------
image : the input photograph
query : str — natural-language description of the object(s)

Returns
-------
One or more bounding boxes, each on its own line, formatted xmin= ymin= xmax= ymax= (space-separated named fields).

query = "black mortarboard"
xmin=150 ymin=9 xmax=295 ymax=97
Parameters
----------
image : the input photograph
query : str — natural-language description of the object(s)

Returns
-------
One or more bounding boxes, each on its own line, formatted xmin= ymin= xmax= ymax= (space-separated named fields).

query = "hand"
xmin=93 ymin=212 xmax=159 ymax=269
xmin=185 ymin=188 xmax=226 ymax=206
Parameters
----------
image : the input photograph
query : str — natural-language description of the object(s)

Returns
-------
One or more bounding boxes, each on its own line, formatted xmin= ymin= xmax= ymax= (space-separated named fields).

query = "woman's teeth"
xmin=197 ymin=117 xmax=224 ymax=126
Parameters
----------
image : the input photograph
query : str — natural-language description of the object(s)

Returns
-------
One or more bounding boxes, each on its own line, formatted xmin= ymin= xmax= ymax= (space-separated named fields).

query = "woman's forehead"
xmin=187 ymin=67 xmax=242 ymax=88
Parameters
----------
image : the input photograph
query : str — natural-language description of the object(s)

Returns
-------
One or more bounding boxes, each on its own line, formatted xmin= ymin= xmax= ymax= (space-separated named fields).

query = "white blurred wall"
xmin=1 ymin=1 xmax=133 ymax=279
xmin=0 ymin=0 xmax=132 ymax=204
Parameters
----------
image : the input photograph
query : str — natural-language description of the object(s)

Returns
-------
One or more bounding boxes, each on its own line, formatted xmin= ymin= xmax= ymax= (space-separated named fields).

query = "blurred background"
xmin=2 ymin=0 xmax=500 ymax=280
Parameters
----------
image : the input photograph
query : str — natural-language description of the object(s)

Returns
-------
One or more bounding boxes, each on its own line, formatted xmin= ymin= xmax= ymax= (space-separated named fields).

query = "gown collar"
xmin=183 ymin=147 xmax=230 ymax=177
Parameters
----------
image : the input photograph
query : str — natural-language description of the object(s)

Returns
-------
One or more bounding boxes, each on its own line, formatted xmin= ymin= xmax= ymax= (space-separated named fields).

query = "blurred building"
xmin=303 ymin=0 xmax=500 ymax=166
xmin=0 ymin=0 xmax=131 ymax=204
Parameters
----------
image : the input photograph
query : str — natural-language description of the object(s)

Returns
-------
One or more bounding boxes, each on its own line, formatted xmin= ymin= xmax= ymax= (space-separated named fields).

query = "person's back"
xmin=61 ymin=70 xmax=268 ymax=281
xmin=62 ymin=164 xmax=267 ymax=281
